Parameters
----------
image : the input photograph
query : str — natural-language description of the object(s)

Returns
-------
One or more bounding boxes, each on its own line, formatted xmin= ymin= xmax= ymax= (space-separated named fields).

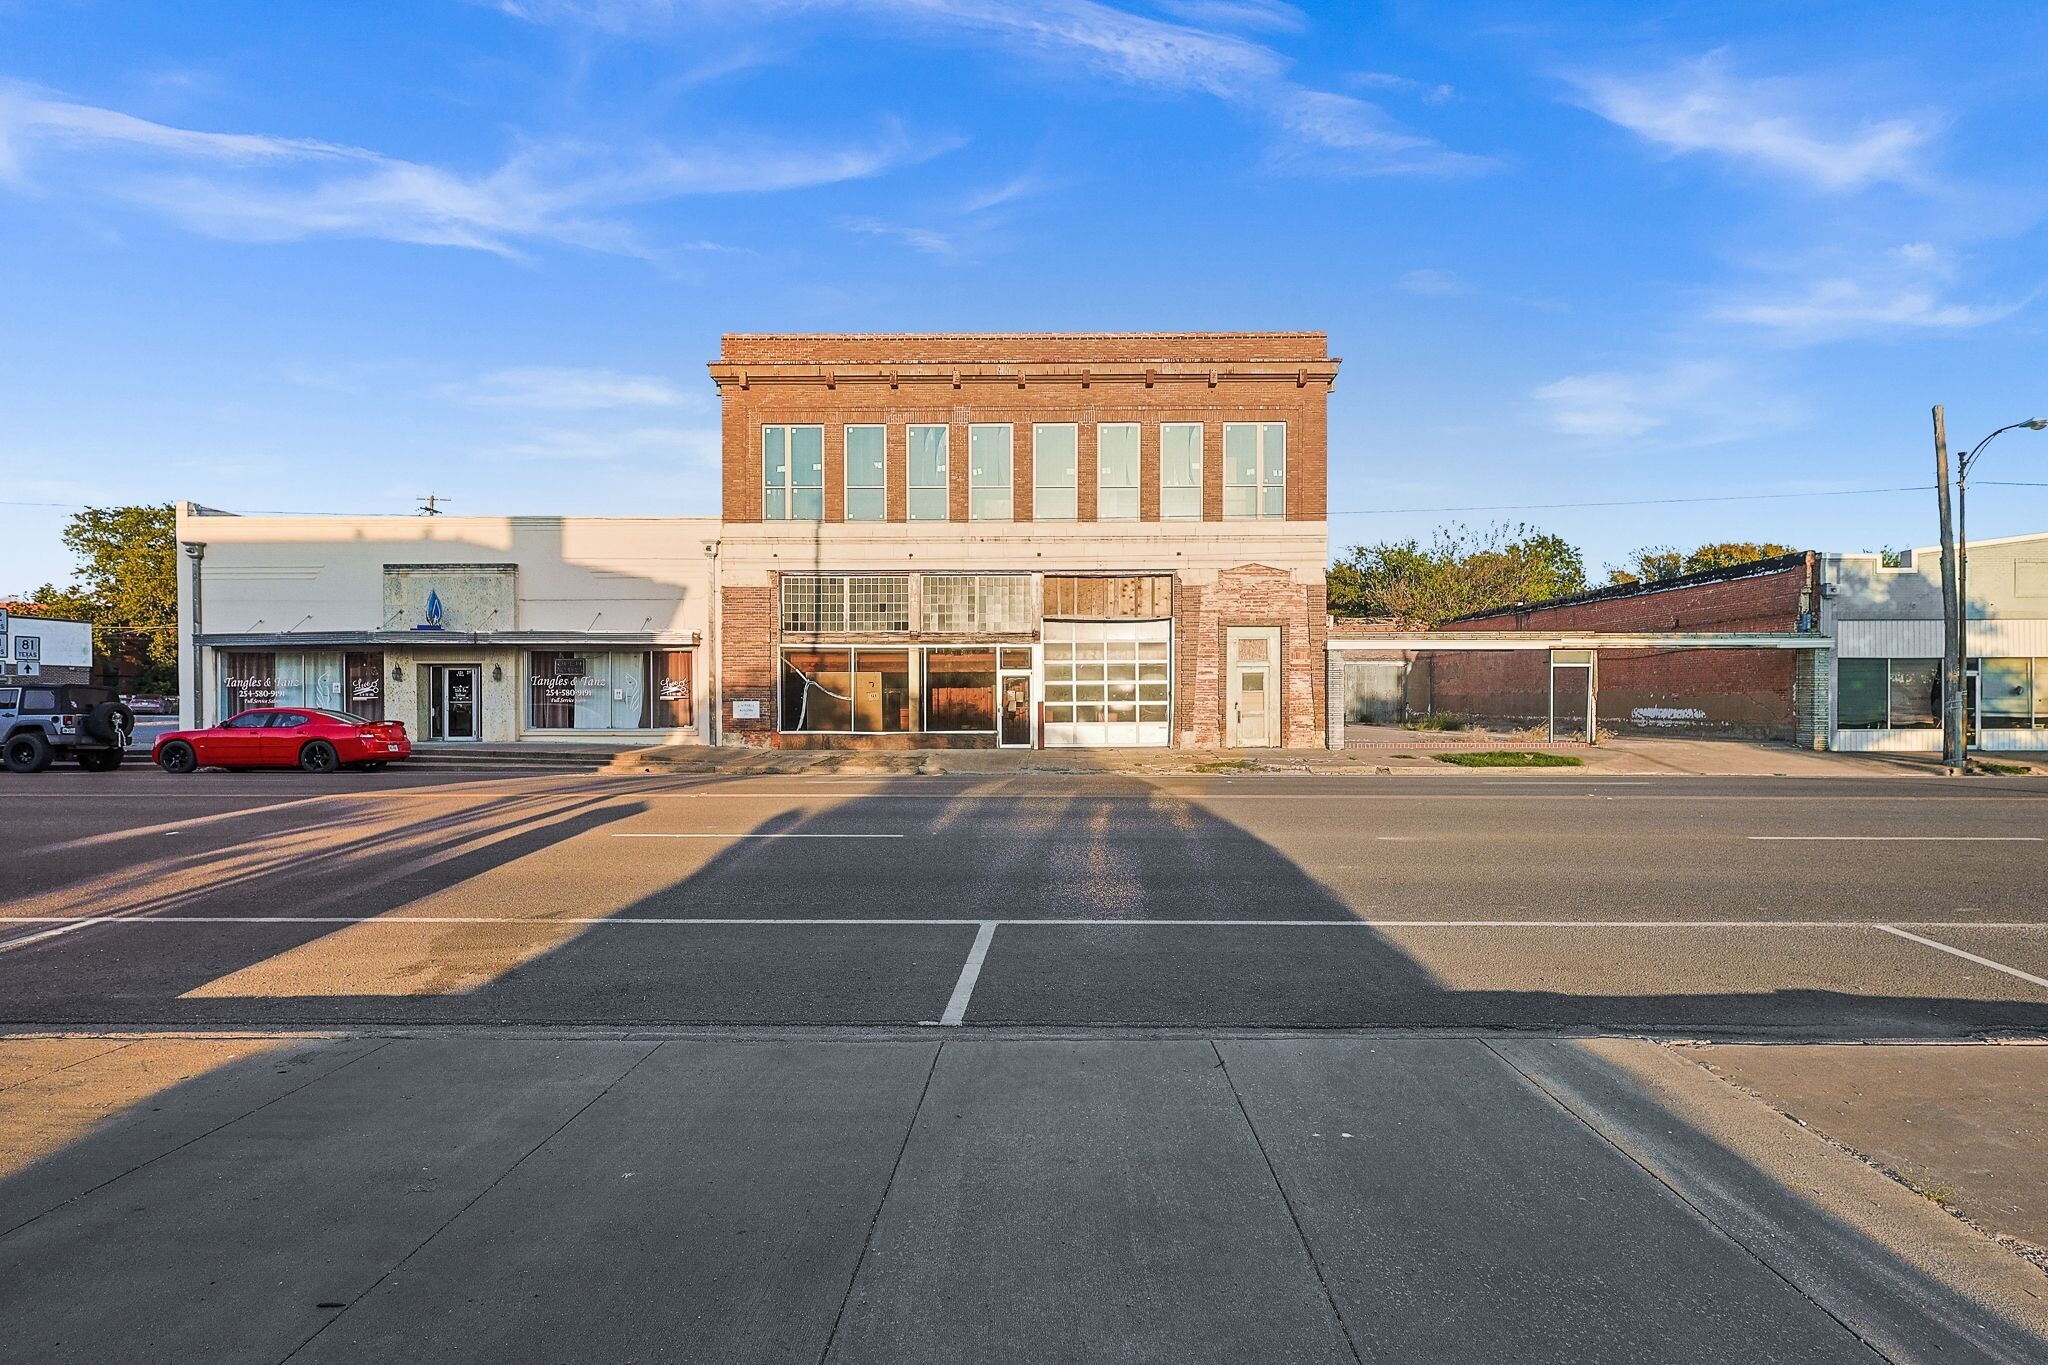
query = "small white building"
xmin=1823 ymin=531 xmax=2048 ymax=751
xmin=175 ymin=508 xmax=718 ymax=743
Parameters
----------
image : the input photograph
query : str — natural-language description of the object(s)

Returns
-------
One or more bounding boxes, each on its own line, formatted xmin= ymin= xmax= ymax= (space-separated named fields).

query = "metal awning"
xmin=1328 ymin=631 xmax=1828 ymax=652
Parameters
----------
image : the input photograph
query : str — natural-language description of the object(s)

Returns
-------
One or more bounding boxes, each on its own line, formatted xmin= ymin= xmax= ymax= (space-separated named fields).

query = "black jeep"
xmin=0 ymin=684 xmax=135 ymax=773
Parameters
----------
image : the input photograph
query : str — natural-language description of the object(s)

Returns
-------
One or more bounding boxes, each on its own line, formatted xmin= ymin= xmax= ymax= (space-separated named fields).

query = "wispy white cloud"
xmin=0 ymin=86 xmax=953 ymax=256
xmin=1396 ymin=267 xmax=1471 ymax=297
xmin=957 ymin=168 xmax=1058 ymax=214
xmin=1532 ymin=359 xmax=1800 ymax=445
xmin=489 ymin=423 xmax=719 ymax=463
xmin=445 ymin=366 xmax=700 ymax=409
xmin=1567 ymin=51 xmax=1936 ymax=191
xmin=838 ymin=215 xmax=956 ymax=254
xmin=495 ymin=0 xmax=1486 ymax=176
xmin=1349 ymin=71 xmax=1456 ymax=105
xmin=1152 ymin=0 xmax=1305 ymax=33
xmin=1712 ymin=242 xmax=2030 ymax=339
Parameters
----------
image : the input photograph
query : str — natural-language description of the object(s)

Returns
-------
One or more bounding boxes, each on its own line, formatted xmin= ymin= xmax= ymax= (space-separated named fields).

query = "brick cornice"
xmin=709 ymin=362 xmax=1341 ymax=391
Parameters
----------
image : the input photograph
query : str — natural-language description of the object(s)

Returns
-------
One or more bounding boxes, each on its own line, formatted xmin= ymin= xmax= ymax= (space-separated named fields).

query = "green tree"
xmin=1606 ymin=540 xmax=1798 ymax=586
xmin=24 ymin=504 xmax=179 ymax=692
xmin=1327 ymin=523 xmax=1588 ymax=626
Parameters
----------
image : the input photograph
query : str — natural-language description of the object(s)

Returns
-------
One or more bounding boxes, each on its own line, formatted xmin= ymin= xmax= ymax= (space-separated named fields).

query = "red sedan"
xmin=153 ymin=708 xmax=411 ymax=774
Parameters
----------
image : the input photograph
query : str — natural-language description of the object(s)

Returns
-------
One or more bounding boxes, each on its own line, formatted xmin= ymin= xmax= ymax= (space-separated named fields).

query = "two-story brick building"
xmin=173 ymin=332 xmax=1338 ymax=750
xmin=710 ymin=333 xmax=1338 ymax=749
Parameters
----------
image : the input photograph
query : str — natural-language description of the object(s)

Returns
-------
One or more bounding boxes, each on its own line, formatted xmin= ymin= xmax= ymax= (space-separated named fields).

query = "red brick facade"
xmin=712 ymin=334 xmax=1335 ymax=750
xmin=1429 ymin=555 xmax=1820 ymax=738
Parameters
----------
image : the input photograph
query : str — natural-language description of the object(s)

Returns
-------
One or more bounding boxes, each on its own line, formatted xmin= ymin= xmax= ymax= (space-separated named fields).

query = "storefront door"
xmin=431 ymin=665 xmax=481 ymax=741
xmin=999 ymin=648 xmax=1033 ymax=748
xmin=1226 ymin=627 xmax=1281 ymax=748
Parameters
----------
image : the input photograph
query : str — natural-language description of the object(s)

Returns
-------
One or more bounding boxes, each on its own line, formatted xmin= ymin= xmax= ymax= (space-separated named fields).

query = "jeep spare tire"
xmin=83 ymin=701 xmax=136 ymax=746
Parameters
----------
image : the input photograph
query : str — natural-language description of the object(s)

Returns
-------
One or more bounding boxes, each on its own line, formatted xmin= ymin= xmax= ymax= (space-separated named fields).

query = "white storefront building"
xmin=175 ymin=507 xmax=717 ymax=743
xmin=1823 ymin=532 xmax=2048 ymax=751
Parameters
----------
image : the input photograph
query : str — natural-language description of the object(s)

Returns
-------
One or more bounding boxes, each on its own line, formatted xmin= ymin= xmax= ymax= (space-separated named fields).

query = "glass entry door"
xmin=433 ymin=665 xmax=480 ymax=741
xmin=998 ymin=647 xmax=1033 ymax=748
xmin=1548 ymin=650 xmax=1595 ymax=743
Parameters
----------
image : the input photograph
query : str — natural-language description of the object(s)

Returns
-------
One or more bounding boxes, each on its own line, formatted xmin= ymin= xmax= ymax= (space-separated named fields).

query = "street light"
xmin=1945 ymin=416 xmax=2048 ymax=763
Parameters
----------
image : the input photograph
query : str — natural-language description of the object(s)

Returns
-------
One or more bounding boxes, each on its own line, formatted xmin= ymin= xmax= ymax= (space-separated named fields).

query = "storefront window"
xmin=1837 ymin=659 xmax=1886 ymax=729
xmin=925 ymin=647 xmax=997 ymax=732
xmin=781 ymin=648 xmax=853 ymax=731
xmin=528 ymin=650 xmax=690 ymax=730
xmin=344 ymin=651 xmax=386 ymax=722
xmin=1887 ymin=658 xmax=1941 ymax=729
xmin=221 ymin=650 xmax=371 ymax=719
xmin=1980 ymin=658 xmax=2036 ymax=729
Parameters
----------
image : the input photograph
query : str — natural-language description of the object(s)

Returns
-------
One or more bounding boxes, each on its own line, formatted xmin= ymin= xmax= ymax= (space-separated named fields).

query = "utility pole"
xmin=417 ymin=494 xmax=451 ymax=517
xmin=1933 ymin=406 xmax=1964 ymax=771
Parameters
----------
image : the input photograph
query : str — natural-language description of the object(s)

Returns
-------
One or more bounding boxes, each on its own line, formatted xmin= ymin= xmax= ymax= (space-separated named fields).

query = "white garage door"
xmin=1042 ymin=618 xmax=1172 ymax=748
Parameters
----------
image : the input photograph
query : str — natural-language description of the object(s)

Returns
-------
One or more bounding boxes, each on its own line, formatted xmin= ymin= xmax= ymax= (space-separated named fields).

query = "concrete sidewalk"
xmin=2 ymin=1032 xmax=2044 ymax=1364
xmin=609 ymin=735 xmax=2045 ymax=778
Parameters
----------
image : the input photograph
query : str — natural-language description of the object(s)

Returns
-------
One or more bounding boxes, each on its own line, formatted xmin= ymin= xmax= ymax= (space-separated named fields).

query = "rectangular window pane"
xmin=1161 ymin=423 xmax=1201 ymax=520
xmin=1980 ymin=658 xmax=2033 ymax=727
xmin=1097 ymin=424 xmax=1139 ymax=521
xmin=790 ymin=424 xmax=824 ymax=521
xmin=909 ymin=424 xmax=949 ymax=521
xmin=1260 ymin=423 xmax=1286 ymax=486
xmin=925 ymin=647 xmax=997 ymax=732
xmin=1888 ymin=658 xmax=1941 ymax=729
xmin=847 ymin=575 xmax=912 ymax=632
xmin=781 ymin=648 xmax=852 ymax=731
xmin=852 ymin=648 xmax=912 ymax=733
xmin=845 ymin=425 xmax=885 ymax=521
xmin=344 ymin=651 xmax=385 ymax=722
xmin=527 ymin=651 xmax=626 ymax=729
xmin=970 ymin=424 xmax=1012 ymax=520
xmin=1223 ymin=424 xmax=1258 ymax=490
xmin=223 ymin=651 xmax=279 ymax=714
xmin=781 ymin=575 xmax=847 ymax=633
xmin=1033 ymin=423 xmax=1077 ymax=521
xmin=652 ymin=650 xmax=694 ymax=728
xmin=1837 ymin=659 xmax=1887 ymax=728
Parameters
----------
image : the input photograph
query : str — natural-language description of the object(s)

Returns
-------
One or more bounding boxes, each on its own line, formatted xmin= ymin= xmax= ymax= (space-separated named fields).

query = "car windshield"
xmin=313 ymin=709 xmax=372 ymax=725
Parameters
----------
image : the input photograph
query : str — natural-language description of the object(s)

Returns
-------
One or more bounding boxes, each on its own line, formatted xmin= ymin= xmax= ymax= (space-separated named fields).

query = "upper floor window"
xmin=1097 ymin=424 xmax=1139 ymax=521
xmin=1033 ymin=424 xmax=1077 ymax=521
xmin=845 ymin=425 xmax=885 ymax=522
xmin=1161 ymin=423 xmax=1203 ymax=520
xmin=1223 ymin=422 xmax=1285 ymax=519
xmin=909 ymin=424 xmax=949 ymax=521
xmin=763 ymin=425 xmax=824 ymax=521
xmin=969 ymin=424 xmax=1013 ymax=521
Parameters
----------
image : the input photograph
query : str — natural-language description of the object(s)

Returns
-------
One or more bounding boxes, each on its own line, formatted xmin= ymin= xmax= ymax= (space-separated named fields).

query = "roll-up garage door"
xmin=1042 ymin=618 xmax=1172 ymax=747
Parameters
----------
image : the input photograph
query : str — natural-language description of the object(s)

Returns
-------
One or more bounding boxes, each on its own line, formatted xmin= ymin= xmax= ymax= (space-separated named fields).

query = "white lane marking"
xmin=932 ymin=920 xmax=998 ymax=1027
xmin=1749 ymin=835 xmax=2041 ymax=842
xmin=1480 ymin=781 xmax=1653 ymax=787
xmin=0 ymin=920 xmax=103 ymax=952
xmin=610 ymin=832 xmax=905 ymax=839
xmin=1878 ymin=925 xmax=2048 ymax=993
xmin=1 ymin=916 xmax=2037 ymax=931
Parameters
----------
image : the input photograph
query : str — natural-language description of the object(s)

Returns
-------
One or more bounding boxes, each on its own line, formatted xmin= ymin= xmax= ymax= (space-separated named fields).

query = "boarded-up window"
xmin=1042 ymin=575 xmax=1173 ymax=620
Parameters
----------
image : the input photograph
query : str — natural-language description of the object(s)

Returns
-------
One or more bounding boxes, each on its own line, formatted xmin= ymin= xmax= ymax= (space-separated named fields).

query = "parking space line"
xmin=609 ymin=832 xmax=906 ymax=840
xmin=931 ymin=921 xmax=998 ymax=1027
xmin=1749 ymin=836 xmax=2041 ymax=842
xmin=1877 ymin=925 xmax=2048 ymax=993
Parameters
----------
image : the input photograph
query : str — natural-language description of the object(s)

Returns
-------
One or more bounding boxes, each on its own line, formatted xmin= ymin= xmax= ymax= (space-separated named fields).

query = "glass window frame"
xmin=1032 ymin=422 xmax=1078 ymax=522
xmin=922 ymin=645 xmax=999 ymax=734
xmin=1160 ymin=422 xmax=1203 ymax=520
xmin=969 ymin=423 xmax=1014 ymax=522
xmin=1096 ymin=423 xmax=1140 ymax=521
xmin=780 ymin=574 xmax=911 ymax=634
xmin=908 ymin=424 xmax=950 ymax=522
xmin=844 ymin=424 xmax=886 ymax=522
xmin=1222 ymin=421 xmax=1286 ymax=520
xmin=762 ymin=423 xmax=824 ymax=522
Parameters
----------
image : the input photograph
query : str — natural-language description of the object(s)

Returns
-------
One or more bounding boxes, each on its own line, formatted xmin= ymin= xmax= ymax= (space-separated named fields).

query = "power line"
xmin=1329 ymin=485 xmax=1938 ymax=517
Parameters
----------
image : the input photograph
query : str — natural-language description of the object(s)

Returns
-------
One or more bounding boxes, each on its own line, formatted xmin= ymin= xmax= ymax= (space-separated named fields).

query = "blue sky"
xmin=4 ymin=0 xmax=2046 ymax=592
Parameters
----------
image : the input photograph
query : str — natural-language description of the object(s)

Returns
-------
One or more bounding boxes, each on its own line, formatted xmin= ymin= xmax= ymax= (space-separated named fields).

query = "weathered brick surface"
xmin=720 ymin=584 xmax=777 ymax=745
xmin=716 ymin=334 xmax=1332 ymax=524
xmin=1427 ymin=558 xmax=1819 ymax=739
xmin=721 ymin=333 xmax=1329 ymax=365
xmin=1176 ymin=566 xmax=1325 ymax=748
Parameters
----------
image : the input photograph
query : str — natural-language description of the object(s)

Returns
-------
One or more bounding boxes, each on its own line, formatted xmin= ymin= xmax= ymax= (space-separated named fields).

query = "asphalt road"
xmin=3 ymin=767 xmax=2046 ymax=1034
xmin=7 ymin=767 xmax=2048 ymax=1363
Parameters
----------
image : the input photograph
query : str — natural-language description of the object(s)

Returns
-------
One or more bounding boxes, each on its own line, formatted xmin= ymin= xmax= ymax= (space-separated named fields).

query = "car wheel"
xmin=3 ymin=732 xmax=55 ymax=774
xmin=158 ymin=741 xmax=198 ymax=774
xmin=77 ymin=748 xmax=125 ymax=771
xmin=299 ymin=740 xmax=340 ymax=774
